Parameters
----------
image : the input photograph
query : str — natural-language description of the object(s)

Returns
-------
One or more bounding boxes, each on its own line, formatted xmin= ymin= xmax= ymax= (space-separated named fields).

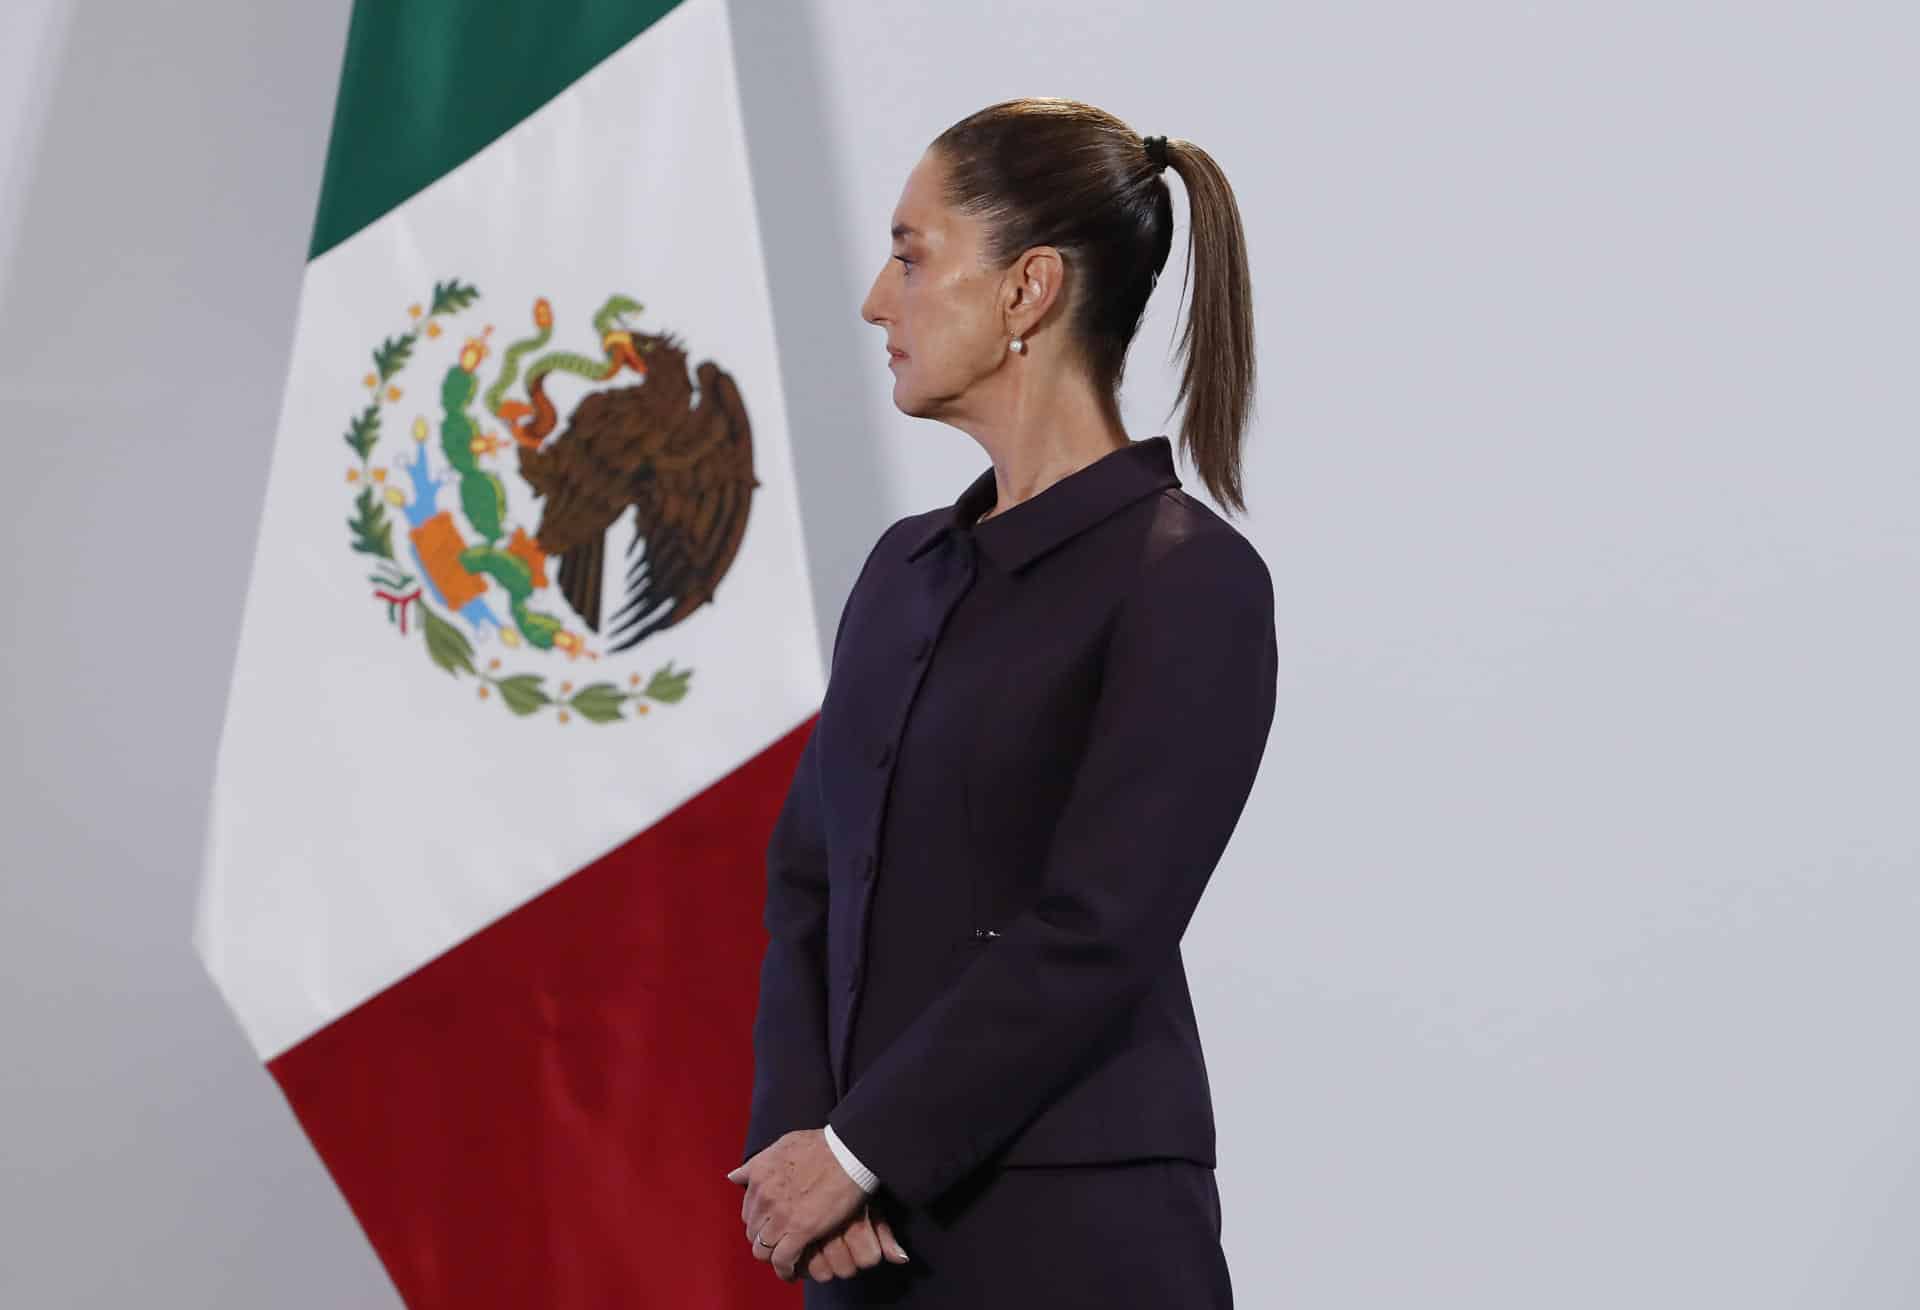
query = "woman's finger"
xmin=822 ymin=1234 xmax=858 ymax=1279
xmin=842 ymin=1211 xmax=884 ymax=1269
xmin=772 ymin=1231 xmax=811 ymax=1282
xmin=872 ymin=1215 xmax=911 ymax=1263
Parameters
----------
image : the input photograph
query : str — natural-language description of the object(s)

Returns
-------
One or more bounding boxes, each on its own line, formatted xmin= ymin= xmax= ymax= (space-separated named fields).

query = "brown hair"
xmin=930 ymin=97 xmax=1256 ymax=514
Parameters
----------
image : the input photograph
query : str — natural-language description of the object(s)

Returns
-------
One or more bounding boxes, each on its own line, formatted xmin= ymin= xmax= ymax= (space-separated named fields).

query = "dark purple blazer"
xmin=740 ymin=435 xmax=1278 ymax=1210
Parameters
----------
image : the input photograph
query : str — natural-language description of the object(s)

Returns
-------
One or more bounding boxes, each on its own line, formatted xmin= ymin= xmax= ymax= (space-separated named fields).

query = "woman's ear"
xmin=1006 ymin=246 xmax=1064 ymax=336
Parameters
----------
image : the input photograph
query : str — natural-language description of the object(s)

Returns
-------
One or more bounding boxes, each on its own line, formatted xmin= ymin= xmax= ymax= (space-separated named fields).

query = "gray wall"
xmin=3 ymin=1 xmax=1916 ymax=1306
xmin=0 ymin=1 xmax=401 ymax=1305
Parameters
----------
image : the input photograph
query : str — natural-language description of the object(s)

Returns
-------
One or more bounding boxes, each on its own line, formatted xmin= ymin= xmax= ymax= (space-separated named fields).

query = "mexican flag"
xmin=194 ymin=2 xmax=816 ymax=1304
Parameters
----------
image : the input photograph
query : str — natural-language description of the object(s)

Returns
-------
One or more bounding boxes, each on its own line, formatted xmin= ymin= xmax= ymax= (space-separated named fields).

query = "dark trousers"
xmin=802 ymin=1157 xmax=1233 ymax=1308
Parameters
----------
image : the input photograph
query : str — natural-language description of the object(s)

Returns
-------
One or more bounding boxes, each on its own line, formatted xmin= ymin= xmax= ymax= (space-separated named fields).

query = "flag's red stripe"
xmin=268 ymin=715 xmax=814 ymax=1307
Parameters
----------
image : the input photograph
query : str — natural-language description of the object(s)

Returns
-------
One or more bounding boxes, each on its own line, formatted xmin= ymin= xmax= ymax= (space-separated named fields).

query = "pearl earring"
xmin=1009 ymin=336 xmax=1025 ymax=354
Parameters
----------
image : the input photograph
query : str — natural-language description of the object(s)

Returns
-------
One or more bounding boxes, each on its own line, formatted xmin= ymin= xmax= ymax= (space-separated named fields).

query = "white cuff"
xmin=823 ymin=1123 xmax=880 ymax=1194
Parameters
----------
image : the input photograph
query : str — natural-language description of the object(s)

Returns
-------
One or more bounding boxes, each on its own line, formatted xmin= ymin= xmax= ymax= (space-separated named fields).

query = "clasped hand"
xmin=725 ymin=1128 xmax=911 ymax=1282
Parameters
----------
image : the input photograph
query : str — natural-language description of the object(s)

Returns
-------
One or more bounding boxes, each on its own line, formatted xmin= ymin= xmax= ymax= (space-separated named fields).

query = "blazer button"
xmin=912 ymin=636 xmax=930 ymax=662
xmin=861 ymin=853 xmax=876 ymax=880
xmin=874 ymin=741 xmax=893 ymax=768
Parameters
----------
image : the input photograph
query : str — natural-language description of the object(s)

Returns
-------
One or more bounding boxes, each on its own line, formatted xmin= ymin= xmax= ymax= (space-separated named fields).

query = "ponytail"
xmin=1155 ymin=138 xmax=1256 ymax=514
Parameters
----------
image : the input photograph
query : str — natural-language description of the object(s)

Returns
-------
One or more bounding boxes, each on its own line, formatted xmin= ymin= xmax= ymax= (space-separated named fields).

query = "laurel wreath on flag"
xmin=342 ymin=279 xmax=693 ymax=724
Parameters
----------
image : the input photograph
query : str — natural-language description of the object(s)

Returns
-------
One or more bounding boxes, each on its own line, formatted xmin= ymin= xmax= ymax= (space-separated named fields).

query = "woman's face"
xmin=860 ymin=149 xmax=1012 ymax=422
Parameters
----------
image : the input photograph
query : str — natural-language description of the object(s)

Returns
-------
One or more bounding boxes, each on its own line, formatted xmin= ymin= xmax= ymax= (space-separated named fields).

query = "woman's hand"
xmin=725 ymin=1128 xmax=870 ymax=1280
xmin=804 ymin=1202 xmax=912 ymax=1282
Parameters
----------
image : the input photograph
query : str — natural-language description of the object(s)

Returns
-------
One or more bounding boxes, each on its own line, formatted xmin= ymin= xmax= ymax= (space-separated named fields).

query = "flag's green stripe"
xmin=308 ymin=0 xmax=686 ymax=261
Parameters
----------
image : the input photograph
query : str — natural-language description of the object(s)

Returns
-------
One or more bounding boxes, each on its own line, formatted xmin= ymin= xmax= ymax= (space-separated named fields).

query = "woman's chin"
xmin=887 ymin=367 xmax=954 ymax=420
xmin=889 ymin=375 xmax=927 ymax=416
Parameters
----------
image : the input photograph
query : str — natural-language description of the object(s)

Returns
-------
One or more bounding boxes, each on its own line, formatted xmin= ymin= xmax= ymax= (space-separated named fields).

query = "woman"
xmin=727 ymin=97 xmax=1275 ymax=1305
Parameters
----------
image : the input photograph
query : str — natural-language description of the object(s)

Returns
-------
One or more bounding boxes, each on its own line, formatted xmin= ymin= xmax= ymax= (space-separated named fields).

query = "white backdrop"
xmin=2 ymin=1 xmax=1916 ymax=1306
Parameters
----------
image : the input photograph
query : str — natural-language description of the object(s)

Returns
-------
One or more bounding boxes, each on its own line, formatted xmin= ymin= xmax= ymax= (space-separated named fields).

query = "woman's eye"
xmin=894 ymin=256 xmax=912 ymax=273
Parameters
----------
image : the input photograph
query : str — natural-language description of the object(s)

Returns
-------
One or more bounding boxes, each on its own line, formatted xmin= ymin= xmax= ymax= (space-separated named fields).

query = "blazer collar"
xmin=906 ymin=435 xmax=1181 ymax=573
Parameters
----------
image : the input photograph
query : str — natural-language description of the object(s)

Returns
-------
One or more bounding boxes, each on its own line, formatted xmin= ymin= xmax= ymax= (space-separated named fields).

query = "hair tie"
xmin=1142 ymin=134 xmax=1170 ymax=172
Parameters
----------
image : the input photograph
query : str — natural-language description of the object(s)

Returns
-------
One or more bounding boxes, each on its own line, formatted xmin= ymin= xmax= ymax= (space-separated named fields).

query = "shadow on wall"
xmin=725 ymin=0 xmax=895 ymax=664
